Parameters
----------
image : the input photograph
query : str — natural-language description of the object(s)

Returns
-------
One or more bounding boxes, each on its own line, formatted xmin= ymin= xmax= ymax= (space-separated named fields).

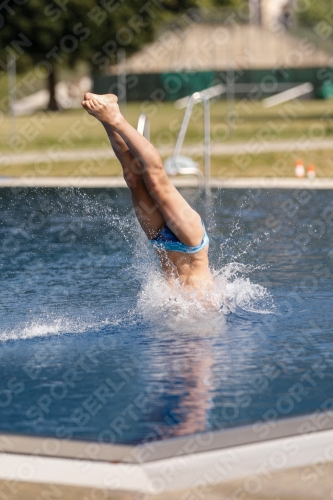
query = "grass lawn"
xmin=4 ymin=149 xmax=333 ymax=178
xmin=2 ymin=99 xmax=333 ymax=151
xmin=1 ymin=99 xmax=333 ymax=177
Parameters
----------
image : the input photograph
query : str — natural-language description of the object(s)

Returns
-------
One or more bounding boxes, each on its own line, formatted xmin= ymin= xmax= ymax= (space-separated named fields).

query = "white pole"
xmin=203 ymin=96 xmax=211 ymax=197
xmin=7 ymin=54 xmax=17 ymax=141
xmin=174 ymin=84 xmax=226 ymax=109
xmin=249 ymin=0 xmax=260 ymax=25
xmin=137 ymin=113 xmax=150 ymax=141
xmin=227 ymin=46 xmax=235 ymax=136
xmin=262 ymin=83 xmax=314 ymax=108
xmin=117 ymin=49 xmax=126 ymax=118
xmin=173 ymin=94 xmax=198 ymax=158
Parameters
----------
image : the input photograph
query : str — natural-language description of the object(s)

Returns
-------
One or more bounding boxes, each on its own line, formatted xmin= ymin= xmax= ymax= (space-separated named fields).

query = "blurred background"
xmin=2 ymin=4 xmax=333 ymax=499
xmin=1 ymin=0 xmax=333 ymax=180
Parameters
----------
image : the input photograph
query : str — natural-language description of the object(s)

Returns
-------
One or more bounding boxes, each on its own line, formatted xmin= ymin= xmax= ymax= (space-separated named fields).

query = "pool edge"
xmin=1 ymin=410 xmax=332 ymax=464
xmin=0 ymin=177 xmax=333 ymax=189
xmin=1 ymin=416 xmax=333 ymax=494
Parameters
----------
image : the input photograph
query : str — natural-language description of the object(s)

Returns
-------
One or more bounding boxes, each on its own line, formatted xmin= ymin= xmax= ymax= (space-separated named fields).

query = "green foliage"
xmin=297 ymin=0 xmax=333 ymax=28
xmin=162 ymin=0 xmax=197 ymax=10
xmin=0 ymin=0 xmax=198 ymax=74
xmin=212 ymin=0 xmax=244 ymax=5
xmin=0 ymin=0 xmax=245 ymax=109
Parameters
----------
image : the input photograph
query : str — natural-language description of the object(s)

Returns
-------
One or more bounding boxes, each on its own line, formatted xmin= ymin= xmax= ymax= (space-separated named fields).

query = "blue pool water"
xmin=0 ymin=187 xmax=332 ymax=444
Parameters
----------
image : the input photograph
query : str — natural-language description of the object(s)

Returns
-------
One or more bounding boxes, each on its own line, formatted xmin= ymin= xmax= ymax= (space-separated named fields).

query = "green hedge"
xmin=93 ymin=67 xmax=333 ymax=101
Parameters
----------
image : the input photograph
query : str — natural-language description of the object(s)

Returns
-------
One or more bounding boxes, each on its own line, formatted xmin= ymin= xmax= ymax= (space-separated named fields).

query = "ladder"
xmin=137 ymin=84 xmax=225 ymax=196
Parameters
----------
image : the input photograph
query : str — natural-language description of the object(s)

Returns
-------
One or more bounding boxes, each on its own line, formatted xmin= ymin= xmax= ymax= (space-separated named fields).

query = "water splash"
xmin=0 ymin=314 xmax=126 ymax=343
xmin=136 ymin=262 xmax=273 ymax=325
xmin=0 ymin=192 xmax=274 ymax=343
xmin=217 ymin=263 xmax=274 ymax=315
xmin=1 ymin=318 xmax=79 ymax=343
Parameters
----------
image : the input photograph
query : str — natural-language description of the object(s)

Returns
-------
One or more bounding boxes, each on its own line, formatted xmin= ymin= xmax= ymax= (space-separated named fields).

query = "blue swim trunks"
xmin=150 ymin=221 xmax=209 ymax=254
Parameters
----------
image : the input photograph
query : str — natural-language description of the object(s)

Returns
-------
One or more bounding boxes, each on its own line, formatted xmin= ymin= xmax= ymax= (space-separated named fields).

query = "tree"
xmin=211 ymin=0 xmax=246 ymax=8
xmin=296 ymin=0 xmax=333 ymax=28
xmin=0 ymin=0 xmax=199 ymax=110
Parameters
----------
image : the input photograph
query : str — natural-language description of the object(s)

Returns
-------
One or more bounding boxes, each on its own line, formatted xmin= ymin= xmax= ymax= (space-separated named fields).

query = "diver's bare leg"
xmin=82 ymin=96 xmax=164 ymax=238
xmin=81 ymin=93 xmax=203 ymax=247
xmin=108 ymin=130 xmax=165 ymax=238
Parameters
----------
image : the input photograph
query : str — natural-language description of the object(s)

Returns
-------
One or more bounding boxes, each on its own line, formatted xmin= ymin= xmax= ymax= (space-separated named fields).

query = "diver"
xmin=82 ymin=93 xmax=212 ymax=290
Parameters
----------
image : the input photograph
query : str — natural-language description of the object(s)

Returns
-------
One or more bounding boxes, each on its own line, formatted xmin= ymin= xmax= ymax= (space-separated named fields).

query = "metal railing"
xmin=138 ymin=85 xmax=225 ymax=196
xmin=174 ymin=83 xmax=225 ymax=109
xmin=137 ymin=113 xmax=150 ymax=141
xmin=165 ymin=85 xmax=225 ymax=196
xmin=262 ymin=82 xmax=314 ymax=108
xmin=174 ymin=92 xmax=211 ymax=196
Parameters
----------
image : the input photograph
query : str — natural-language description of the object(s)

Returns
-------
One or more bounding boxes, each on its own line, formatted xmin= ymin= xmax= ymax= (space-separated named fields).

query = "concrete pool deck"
xmin=1 ymin=176 xmax=333 ymax=189
xmin=1 ymin=412 xmax=333 ymax=496
xmin=1 ymin=462 xmax=332 ymax=499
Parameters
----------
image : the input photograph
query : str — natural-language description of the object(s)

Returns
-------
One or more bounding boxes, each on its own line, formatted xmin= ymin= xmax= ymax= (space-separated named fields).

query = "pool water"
xmin=0 ymin=187 xmax=332 ymax=444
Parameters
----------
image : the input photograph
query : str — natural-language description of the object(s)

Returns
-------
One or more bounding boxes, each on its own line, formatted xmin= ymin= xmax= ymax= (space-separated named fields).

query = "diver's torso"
xmin=156 ymin=246 xmax=213 ymax=289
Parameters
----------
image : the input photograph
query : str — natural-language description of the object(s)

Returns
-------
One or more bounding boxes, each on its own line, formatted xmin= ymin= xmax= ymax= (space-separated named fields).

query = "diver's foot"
xmin=81 ymin=92 xmax=123 ymax=129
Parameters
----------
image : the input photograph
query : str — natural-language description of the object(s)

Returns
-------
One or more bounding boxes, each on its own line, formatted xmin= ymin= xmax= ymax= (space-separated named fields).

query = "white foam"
xmin=136 ymin=261 xmax=273 ymax=325
xmin=0 ymin=318 xmax=83 ymax=343
xmin=0 ymin=315 xmax=122 ymax=343
xmin=0 ymin=214 xmax=274 ymax=343
xmin=219 ymin=263 xmax=274 ymax=315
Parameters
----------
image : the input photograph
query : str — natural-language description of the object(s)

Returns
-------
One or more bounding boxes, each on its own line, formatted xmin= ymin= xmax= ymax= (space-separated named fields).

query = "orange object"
xmin=307 ymin=164 xmax=316 ymax=179
xmin=295 ymin=159 xmax=305 ymax=178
